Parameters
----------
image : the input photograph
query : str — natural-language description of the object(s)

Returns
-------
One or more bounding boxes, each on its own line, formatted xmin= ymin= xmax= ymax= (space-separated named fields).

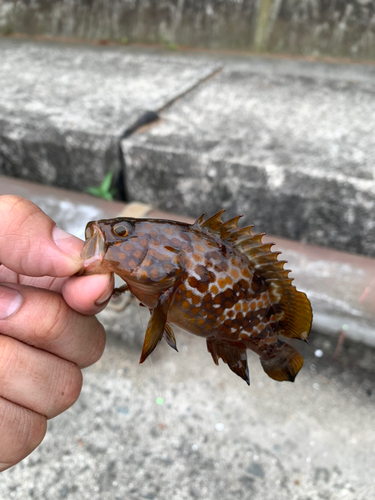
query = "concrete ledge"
xmin=122 ymin=59 xmax=375 ymax=258
xmin=2 ymin=38 xmax=375 ymax=260
xmin=0 ymin=38 xmax=218 ymax=191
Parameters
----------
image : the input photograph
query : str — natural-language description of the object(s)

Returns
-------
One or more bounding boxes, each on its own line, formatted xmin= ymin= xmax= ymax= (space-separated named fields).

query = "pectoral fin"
xmin=207 ymin=339 xmax=250 ymax=385
xmin=139 ymin=288 xmax=174 ymax=363
xmin=112 ymin=283 xmax=129 ymax=297
xmin=163 ymin=324 xmax=178 ymax=352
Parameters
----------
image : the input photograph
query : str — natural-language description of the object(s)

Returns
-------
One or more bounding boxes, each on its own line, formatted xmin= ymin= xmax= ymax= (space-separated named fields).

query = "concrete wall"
xmin=1 ymin=0 xmax=375 ymax=60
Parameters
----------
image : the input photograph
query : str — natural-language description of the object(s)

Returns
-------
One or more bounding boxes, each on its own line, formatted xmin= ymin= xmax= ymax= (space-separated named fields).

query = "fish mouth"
xmin=80 ymin=222 xmax=106 ymax=275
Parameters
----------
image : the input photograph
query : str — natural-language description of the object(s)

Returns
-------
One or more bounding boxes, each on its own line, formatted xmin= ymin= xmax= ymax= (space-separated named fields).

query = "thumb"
xmin=0 ymin=196 xmax=83 ymax=277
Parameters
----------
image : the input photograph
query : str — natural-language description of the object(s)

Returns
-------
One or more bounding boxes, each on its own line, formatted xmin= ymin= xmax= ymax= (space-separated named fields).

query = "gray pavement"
xmin=1 ymin=328 xmax=375 ymax=500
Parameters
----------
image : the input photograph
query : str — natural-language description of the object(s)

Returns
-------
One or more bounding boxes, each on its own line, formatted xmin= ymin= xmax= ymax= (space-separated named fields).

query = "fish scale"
xmin=81 ymin=211 xmax=313 ymax=385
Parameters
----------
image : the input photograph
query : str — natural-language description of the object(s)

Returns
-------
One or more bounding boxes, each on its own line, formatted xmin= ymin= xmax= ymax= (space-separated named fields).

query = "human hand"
xmin=0 ymin=196 xmax=112 ymax=471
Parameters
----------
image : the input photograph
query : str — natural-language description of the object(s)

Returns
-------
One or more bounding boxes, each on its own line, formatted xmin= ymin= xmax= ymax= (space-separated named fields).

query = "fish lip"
xmin=80 ymin=222 xmax=106 ymax=272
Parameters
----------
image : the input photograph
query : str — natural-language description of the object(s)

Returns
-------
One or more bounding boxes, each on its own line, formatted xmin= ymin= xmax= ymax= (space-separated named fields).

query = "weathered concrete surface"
xmin=1 ymin=330 xmax=374 ymax=500
xmin=0 ymin=38 xmax=218 ymax=191
xmin=1 ymin=0 xmax=375 ymax=60
xmin=2 ymin=38 xmax=375 ymax=257
xmin=123 ymin=57 xmax=375 ymax=257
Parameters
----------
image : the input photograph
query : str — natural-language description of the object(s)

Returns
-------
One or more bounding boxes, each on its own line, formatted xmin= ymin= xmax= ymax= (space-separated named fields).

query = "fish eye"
xmin=113 ymin=224 xmax=128 ymax=237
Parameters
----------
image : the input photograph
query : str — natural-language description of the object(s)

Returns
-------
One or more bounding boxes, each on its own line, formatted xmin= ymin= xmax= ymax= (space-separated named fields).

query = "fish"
xmin=80 ymin=211 xmax=312 ymax=385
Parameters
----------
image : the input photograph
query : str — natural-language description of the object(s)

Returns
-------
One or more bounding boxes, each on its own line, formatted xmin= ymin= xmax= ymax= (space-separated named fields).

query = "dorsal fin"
xmin=195 ymin=210 xmax=244 ymax=238
xmin=194 ymin=213 xmax=206 ymax=226
xmin=200 ymin=210 xmax=226 ymax=232
xmin=195 ymin=211 xmax=313 ymax=341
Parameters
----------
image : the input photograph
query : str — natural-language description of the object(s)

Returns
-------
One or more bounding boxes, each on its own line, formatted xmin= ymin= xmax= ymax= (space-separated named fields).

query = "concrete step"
xmin=1 ymin=38 xmax=375 ymax=259
xmin=0 ymin=38 xmax=218 ymax=191
xmin=122 ymin=55 xmax=375 ymax=257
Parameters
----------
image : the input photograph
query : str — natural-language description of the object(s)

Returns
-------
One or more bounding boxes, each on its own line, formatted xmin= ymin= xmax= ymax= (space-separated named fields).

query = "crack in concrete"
xmin=117 ymin=65 xmax=223 ymax=200
xmin=157 ymin=65 xmax=223 ymax=114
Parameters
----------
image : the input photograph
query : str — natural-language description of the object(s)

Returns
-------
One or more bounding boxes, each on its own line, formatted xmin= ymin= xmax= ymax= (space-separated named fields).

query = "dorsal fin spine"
xmin=194 ymin=214 xmax=206 ymax=226
xmin=197 ymin=210 xmax=313 ymax=342
xmin=221 ymin=215 xmax=242 ymax=230
xmin=201 ymin=210 xmax=225 ymax=231
xmin=229 ymin=226 xmax=253 ymax=241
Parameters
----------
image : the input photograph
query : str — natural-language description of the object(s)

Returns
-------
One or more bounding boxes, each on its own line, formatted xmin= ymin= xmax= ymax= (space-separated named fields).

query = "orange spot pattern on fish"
xmin=81 ymin=211 xmax=313 ymax=385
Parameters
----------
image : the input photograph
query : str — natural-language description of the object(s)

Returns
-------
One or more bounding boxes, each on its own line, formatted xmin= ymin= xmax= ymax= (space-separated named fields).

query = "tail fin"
xmin=260 ymin=341 xmax=303 ymax=382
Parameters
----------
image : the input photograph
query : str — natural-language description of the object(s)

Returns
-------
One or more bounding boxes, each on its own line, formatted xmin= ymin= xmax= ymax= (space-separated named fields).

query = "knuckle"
xmin=31 ymin=293 xmax=69 ymax=343
xmin=0 ymin=196 xmax=38 ymax=233
xmin=80 ymin=319 xmax=106 ymax=368
xmin=51 ymin=362 xmax=83 ymax=417
xmin=0 ymin=336 xmax=19 ymax=380
xmin=0 ymin=195 xmax=25 ymax=214
xmin=0 ymin=196 xmax=47 ymax=275
xmin=13 ymin=410 xmax=46 ymax=460
xmin=0 ymin=398 xmax=47 ymax=469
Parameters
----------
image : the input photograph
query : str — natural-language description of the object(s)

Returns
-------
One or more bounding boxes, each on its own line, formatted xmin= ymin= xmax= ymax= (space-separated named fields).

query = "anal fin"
xmin=260 ymin=340 xmax=303 ymax=382
xmin=139 ymin=288 xmax=174 ymax=363
xmin=163 ymin=324 xmax=178 ymax=352
xmin=207 ymin=339 xmax=250 ymax=385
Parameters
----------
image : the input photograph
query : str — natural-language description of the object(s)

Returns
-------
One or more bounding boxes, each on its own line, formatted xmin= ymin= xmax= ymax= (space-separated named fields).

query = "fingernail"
xmin=0 ymin=285 xmax=23 ymax=320
xmin=53 ymin=226 xmax=83 ymax=258
xmin=95 ymin=276 xmax=114 ymax=305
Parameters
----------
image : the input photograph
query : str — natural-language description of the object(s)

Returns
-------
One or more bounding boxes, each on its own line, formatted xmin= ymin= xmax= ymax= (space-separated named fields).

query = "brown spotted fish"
xmin=81 ymin=211 xmax=312 ymax=384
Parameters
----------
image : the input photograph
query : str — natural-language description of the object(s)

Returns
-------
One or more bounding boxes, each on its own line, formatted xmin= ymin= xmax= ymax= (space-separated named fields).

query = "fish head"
xmin=80 ymin=217 xmax=148 ymax=279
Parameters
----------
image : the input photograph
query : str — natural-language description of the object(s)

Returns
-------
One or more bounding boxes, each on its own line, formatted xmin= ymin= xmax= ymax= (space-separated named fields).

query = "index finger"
xmin=0 ymin=196 xmax=83 ymax=278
